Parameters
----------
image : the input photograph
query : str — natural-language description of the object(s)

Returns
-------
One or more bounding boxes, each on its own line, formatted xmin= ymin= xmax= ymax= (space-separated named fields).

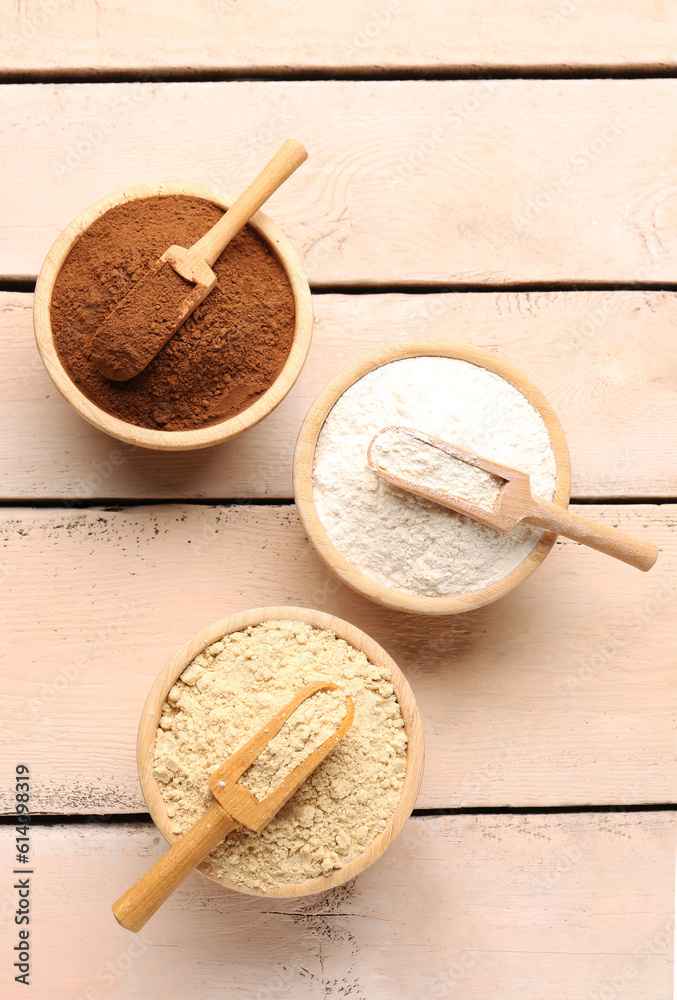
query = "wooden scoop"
xmin=91 ymin=138 xmax=307 ymax=381
xmin=367 ymin=426 xmax=658 ymax=572
xmin=112 ymin=681 xmax=354 ymax=932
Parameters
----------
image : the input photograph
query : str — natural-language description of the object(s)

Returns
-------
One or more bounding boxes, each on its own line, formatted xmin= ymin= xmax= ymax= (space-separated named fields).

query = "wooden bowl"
xmin=33 ymin=181 xmax=313 ymax=451
xmin=293 ymin=340 xmax=571 ymax=615
xmin=137 ymin=605 xmax=425 ymax=899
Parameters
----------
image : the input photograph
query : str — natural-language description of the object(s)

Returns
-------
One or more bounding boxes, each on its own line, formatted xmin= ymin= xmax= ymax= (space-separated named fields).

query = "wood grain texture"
xmin=4 ymin=289 xmax=676 ymax=499
xmin=2 ymin=813 xmax=673 ymax=999
xmin=5 ymin=80 xmax=677 ymax=283
xmin=4 ymin=0 xmax=677 ymax=74
xmin=1 ymin=504 xmax=673 ymax=814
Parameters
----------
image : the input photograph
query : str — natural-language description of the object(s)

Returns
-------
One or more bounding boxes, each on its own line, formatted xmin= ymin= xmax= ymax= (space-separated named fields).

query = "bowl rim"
xmin=292 ymin=339 xmax=571 ymax=615
xmin=33 ymin=181 xmax=313 ymax=451
xmin=137 ymin=605 xmax=425 ymax=899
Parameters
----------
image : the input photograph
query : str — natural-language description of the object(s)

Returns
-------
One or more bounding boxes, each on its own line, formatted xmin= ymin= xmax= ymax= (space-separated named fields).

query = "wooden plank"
xmin=3 ymin=289 xmax=676 ymax=500
xmin=1 ymin=504 xmax=674 ymax=813
xmin=4 ymin=80 xmax=677 ymax=283
xmin=0 ymin=813 xmax=672 ymax=998
xmin=4 ymin=1 xmax=677 ymax=75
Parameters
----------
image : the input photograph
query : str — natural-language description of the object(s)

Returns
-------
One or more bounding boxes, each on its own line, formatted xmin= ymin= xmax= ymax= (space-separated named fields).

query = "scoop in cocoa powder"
xmin=90 ymin=261 xmax=197 ymax=383
xmin=50 ymin=195 xmax=296 ymax=432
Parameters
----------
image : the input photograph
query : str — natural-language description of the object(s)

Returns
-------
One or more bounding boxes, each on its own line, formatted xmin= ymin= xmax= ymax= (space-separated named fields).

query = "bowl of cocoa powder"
xmin=138 ymin=606 xmax=425 ymax=898
xmin=33 ymin=182 xmax=313 ymax=450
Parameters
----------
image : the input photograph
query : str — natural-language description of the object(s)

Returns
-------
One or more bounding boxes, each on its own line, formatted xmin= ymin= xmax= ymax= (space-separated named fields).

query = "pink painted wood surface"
xmin=3 ymin=5 xmax=676 ymax=996
xmin=1 ymin=504 xmax=673 ymax=813
xmin=5 ymin=81 xmax=677 ymax=283
xmin=0 ymin=813 xmax=672 ymax=999
xmin=5 ymin=0 xmax=677 ymax=75
xmin=3 ymin=290 xmax=675 ymax=499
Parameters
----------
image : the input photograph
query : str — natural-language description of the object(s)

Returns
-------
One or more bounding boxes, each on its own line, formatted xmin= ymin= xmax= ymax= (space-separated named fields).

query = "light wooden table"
xmin=1 ymin=4 xmax=676 ymax=998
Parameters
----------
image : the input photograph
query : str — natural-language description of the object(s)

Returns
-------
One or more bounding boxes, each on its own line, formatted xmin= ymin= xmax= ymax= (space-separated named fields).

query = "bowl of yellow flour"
xmin=137 ymin=606 xmax=425 ymax=898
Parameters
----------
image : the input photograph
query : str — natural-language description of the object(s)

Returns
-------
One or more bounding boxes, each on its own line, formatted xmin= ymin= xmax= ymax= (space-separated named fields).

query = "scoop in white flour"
xmin=311 ymin=356 xmax=558 ymax=598
xmin=369 ymin=426 xmax=505 ymax=511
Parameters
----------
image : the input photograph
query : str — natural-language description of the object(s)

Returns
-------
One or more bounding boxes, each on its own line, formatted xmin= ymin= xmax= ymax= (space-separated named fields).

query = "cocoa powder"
xmin=90 ymin=260 xmax=196 ymax=382
xmin=50 ymin=195 xmax=296 ymax=431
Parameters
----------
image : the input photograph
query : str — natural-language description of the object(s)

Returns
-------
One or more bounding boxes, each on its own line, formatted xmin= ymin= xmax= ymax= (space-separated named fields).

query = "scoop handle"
xmin=526 ymin=497 xmax=658 ymax=572
xmin=184 ymin=139 xmax=307 ymax=269
xmin=112 ymin=800 xmax=238 ymax=932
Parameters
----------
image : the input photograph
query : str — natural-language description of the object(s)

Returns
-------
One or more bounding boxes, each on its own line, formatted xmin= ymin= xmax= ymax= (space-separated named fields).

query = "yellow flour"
xmin=239 ymin=687 xmax=348 ymax=801
xmin=153 ymin=620 xmax=408 ymax=889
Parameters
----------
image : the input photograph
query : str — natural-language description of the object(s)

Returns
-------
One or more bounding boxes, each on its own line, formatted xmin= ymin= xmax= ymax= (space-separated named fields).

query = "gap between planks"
xmin=1 ymin=803 xmax=675 ymax=826
xmin=10 ymin=280 xmax=677 ymax=294
xmin=1 ymin=502 xmax=674 ymax=814
xmin=5 ymin=0 xmax=677 ymax=75
xmin=0 ymin=812 xmax=672 ymax=1000
xmin=1 ymin=497 xmax=676 ymax=508
xmin=2 ymin=289 xmax=676 ymax=500
xmin=7 ymin=69 xmax=677 ymax=84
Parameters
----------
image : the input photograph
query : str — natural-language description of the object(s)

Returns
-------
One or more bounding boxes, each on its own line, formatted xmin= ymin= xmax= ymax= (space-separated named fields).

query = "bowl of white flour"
xmin=293 ymin=340 xmax=570 ymax=615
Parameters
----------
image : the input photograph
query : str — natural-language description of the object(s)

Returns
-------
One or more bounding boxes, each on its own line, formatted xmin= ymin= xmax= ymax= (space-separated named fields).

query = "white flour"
xmin=370 ymin=428 xmax=504 ymax=511
xmin=312 ymin=357 xmax=558 ymax=597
